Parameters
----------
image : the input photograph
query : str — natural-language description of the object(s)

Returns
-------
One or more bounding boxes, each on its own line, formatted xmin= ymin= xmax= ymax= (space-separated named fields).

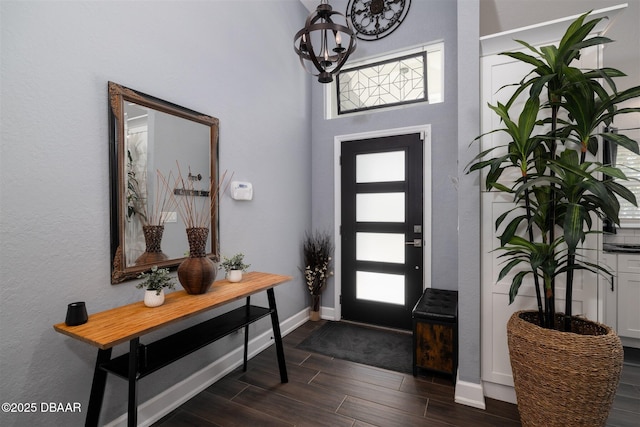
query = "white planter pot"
xmin=227 ymin=270 xmax=243 ymax=282
xmin=144 ymin=289 xmax=165 ymax=307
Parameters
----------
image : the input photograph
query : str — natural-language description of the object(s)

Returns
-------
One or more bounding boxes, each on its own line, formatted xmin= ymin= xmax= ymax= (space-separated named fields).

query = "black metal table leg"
xmin=127 ymin=338 xmax=139 ymax=427
xmin=243 ymin=296 xmax=250 ymax=371
xmin=267 ymin=288 xmax=288 ymax=383
xmin=85 ymin=348 xmax=113 ymax=427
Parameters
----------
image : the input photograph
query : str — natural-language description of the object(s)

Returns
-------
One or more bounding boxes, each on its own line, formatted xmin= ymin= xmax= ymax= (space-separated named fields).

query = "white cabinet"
xmin=602 ymin=252 xmax=640 ymax=347
xmin=617 ymin=254 xmax=640 ymax=341
xmin=600 ymin=252 xmax=617 ymax=329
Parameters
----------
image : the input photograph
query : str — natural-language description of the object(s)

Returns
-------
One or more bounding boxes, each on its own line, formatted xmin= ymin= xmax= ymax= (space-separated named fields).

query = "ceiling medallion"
xmin=346 ymin=0 xmax=411 ymax=41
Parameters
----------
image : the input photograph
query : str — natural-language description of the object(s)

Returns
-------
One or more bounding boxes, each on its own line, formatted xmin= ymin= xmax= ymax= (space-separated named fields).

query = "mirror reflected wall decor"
xmin=109 ymin=82 xmax=220 ymax=283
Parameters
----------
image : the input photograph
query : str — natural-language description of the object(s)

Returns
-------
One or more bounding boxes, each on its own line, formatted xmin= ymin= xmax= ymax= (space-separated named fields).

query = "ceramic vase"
xmin=144 ymin=289 xmax=165 ymax=307
xmin=227 ymin=270 xmax=243 ymax=282
xmin=177 ymin=227 xmax=217 ymax=294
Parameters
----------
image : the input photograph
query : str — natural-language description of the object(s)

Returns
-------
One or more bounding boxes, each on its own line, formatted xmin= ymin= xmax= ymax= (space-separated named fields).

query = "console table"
xmin=53 ymin=272 xmax=292 ymax=427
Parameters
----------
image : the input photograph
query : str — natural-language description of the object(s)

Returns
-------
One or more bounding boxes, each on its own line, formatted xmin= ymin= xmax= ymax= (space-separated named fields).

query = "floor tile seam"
xmin=238 ymin=377 xmax=350 ymax=416
xmin=612 ymin=389 xmax=640 ymax=399
xmin=608 ymin=406 xmax=640 ymax=416
xmin=340 ymin=392 xmax=430 ymax=420
xmin=177 ymin=409 xmax=225 ymax=427
xmin=311 ymin=372 xmax=435 ymax=403
xmin=306 ymin=367 xmax=408 ymax=392
xmin=227 ymin=384 xmax=318 ymax=426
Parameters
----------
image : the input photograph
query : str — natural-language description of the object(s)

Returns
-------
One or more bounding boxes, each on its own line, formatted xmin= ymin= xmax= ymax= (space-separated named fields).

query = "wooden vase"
xmin=144 ymin=289 xmax=165 ymax=307
xmin=135 ymin=225 xmax=169 ymax=265
xmin=177 ymin=227 xmax=217 ymax=294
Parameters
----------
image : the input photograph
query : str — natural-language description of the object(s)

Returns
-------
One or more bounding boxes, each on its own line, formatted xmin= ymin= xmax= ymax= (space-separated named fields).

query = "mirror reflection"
xmin=109 ymin=82 xmax=219 ymax=283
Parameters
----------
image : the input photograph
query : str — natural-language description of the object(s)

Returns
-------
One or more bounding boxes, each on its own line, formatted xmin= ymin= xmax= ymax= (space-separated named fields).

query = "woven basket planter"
xmin=507 ymin=310 xmax=623 ymax=427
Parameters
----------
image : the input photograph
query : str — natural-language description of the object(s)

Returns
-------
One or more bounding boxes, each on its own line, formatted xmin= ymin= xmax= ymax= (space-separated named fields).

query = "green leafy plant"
xmin=219 ymin=253 xmax=250 ymax=272
xmin=136 ymin=265 xmax=176 ymax=295
xmin=126 ymin=149 xmax=147 ymax=222
xmin=468 ymin=11 xmax=640 ymax=331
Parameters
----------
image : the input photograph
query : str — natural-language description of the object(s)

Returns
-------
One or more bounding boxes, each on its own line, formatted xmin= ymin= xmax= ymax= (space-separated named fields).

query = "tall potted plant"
xmin=468 ymin=11 xmax=640 ymax=426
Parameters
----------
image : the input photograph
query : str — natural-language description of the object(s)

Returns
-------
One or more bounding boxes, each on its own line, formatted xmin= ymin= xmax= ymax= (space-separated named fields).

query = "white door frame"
xmin=332 ymin=124 xmax=432 ymax=322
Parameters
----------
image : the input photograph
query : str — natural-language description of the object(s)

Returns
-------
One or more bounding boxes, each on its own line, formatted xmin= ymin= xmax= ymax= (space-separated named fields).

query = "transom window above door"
xmin=328 ymin=42 xmax=444 ymax=118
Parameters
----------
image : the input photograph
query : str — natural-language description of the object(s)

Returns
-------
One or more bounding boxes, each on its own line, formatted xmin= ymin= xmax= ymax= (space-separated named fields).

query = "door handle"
xmin=405 ymin=239 xmax=422 ymax=247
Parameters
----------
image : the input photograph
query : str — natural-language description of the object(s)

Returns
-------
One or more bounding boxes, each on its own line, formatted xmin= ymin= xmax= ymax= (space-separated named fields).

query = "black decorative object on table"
xmin=65 ymin=302 xmax=88 ymax=326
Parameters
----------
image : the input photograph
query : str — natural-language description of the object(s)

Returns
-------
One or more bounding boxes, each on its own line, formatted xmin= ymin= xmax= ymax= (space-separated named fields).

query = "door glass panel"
xmin=356 ymin=151 xmax=405 ymax=183
xmin=356 ymin=271 xmax=404 ymax=305
xmin=356 ymin=193 xmax=405 ymax=222
xmin=356 ymin=232 xmax=405 ymax=263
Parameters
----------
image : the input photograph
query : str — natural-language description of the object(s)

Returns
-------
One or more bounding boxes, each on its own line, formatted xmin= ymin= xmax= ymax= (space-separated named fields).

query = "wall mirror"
xmin=109 ymin=82 xmax=219 ymax=283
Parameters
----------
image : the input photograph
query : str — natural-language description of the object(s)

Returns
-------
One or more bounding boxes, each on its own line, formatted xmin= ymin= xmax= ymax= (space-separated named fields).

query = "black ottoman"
xmin=412 ymin=288 xmax=458 ymax=379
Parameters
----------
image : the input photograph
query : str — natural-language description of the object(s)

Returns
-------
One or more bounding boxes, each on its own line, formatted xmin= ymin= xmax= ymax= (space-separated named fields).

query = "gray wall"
xmin=457 ymin=0 xmax=482 ymax=386
xmin=0 ymin=1 xmax=310 ymax=425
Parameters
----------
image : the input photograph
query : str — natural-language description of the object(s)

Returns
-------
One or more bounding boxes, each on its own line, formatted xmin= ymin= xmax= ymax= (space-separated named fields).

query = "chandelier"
xmin=294 ymin=0 xmax=357 ymax=83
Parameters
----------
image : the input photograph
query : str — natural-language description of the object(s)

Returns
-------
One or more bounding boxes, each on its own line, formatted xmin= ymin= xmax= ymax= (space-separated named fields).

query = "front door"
xmin=341 ymin=133 xmax=424 ymax=330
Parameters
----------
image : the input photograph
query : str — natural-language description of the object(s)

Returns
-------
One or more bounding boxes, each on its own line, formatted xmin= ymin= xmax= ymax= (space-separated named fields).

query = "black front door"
xmin=341 ymin=133 xmax=424 ymax=330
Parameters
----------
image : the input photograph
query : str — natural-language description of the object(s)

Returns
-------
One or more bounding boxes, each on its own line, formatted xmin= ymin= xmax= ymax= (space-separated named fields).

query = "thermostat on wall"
xmin=230 ymin=181 xmax=253 ymax=201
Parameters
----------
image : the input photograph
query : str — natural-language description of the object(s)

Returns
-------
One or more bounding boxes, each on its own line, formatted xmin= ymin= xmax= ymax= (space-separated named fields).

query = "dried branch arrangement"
xmin=146 ymin=172 xmax=178 ymax=226
xmin=159 ymin=162 xmax=232 ymax=229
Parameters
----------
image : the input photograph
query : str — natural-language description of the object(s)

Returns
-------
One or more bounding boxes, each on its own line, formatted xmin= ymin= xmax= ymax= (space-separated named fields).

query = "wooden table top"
xmin=53 ymin=272 xmax=292 ymax=349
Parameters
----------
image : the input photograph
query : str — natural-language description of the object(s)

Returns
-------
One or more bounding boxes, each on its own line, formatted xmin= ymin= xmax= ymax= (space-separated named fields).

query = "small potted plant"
xmin=136 ymin=265 xmax=176 ymax=307
xmin=220 ymin=253 xmax=250 ymax=282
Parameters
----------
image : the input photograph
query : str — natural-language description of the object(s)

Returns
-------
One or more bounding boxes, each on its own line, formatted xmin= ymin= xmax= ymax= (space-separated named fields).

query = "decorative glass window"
xmin=337 ymin=52 xmax=426 ymax=114
xmin=329 ymin=43 xmax=444 ymax=117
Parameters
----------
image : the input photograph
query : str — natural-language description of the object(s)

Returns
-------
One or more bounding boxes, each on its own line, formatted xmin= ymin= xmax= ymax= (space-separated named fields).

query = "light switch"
xmin=161 ymin=212 xmax=177 ymax=223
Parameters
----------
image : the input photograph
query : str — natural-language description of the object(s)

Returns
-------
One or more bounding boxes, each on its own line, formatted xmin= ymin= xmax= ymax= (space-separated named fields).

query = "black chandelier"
xmin=294 ymin=0 xmax=357 ymax=83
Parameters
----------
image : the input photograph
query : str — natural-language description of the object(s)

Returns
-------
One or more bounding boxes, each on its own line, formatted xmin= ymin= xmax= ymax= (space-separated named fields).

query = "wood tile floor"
xmin=609 ymin=346 xmax=640 ymax=427
xmin=154 ymin=320 xmax=640 ymax=427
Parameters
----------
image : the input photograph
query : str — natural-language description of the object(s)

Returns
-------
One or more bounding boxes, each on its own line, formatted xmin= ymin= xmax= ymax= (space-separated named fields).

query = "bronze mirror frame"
xmin=108 ymin=81 xmax=220 ymax=284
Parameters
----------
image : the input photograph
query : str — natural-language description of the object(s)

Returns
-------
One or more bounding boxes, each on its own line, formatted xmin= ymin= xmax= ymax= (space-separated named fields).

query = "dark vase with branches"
xmin=468 ymin=11 xmax=640 ymax=426
xmin=302 ymin=231 xmax=333 ymax=321
xmin=160 ymin=164 xmax=231 ymax=294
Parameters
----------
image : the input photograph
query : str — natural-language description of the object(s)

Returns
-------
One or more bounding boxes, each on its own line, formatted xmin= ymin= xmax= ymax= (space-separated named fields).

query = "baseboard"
xmin=482 ymin=380 xmax=517 ymax=404
xmin=454 ymin=373 xmax=486 ymax=410
xmin=319 ymin=305 xmax=336 ymax=321
xmin=621 ymin=336 xmax=640 ymax=349
xmin=105 ymin=308 xmax=310 ymax=427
